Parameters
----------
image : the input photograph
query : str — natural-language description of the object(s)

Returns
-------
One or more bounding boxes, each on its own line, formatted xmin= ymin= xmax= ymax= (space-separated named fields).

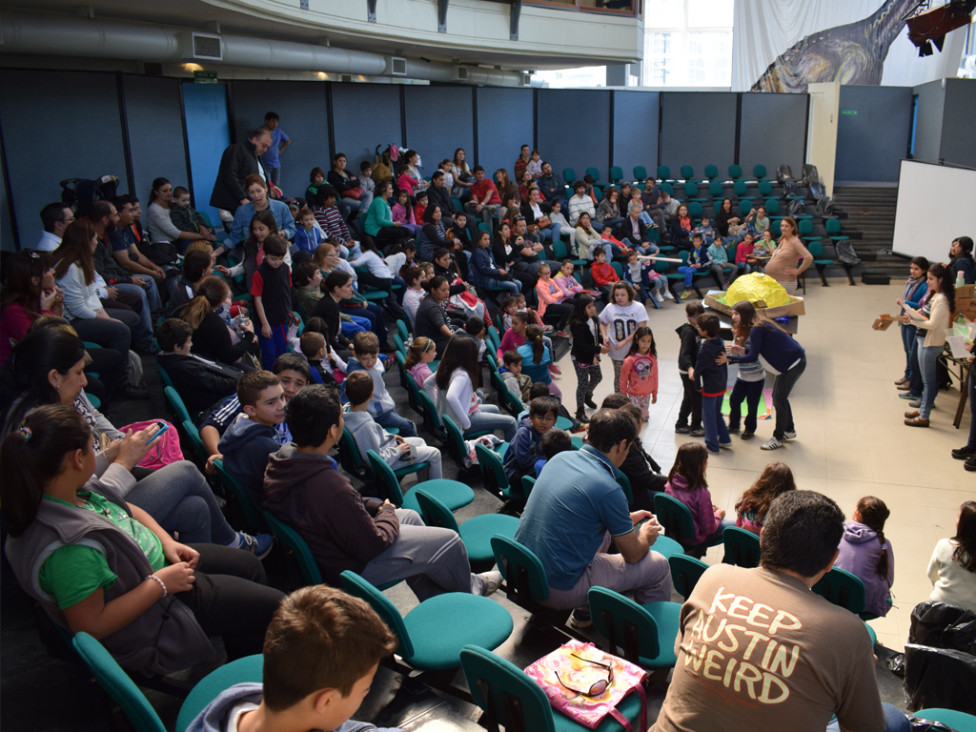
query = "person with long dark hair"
xmin=364 ymin=181 xmax=411 ymax=249
xmin=902 ymin=262 xmax=954 ymax=428
xmin=181 ymin=276 xmax=259 ymax=369
xmin=146 ymin=177 xmax=214 ymax=248
xmin=0 ymin=250 xmax=64 ymax=363
xmin=894 ymin=256 xmax=929 ymax=402
xmin=836 ymin=496 xmax=894 ymax=618
xmin=927 ymin=500 xmax=976 ymax=612
xmin=734 ymin=461 xmax=796 ymax=534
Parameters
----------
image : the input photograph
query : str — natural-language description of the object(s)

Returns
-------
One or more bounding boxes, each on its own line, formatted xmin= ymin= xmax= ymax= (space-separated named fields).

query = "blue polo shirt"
xmin=514 ymin=445 xmax=634 ymax=590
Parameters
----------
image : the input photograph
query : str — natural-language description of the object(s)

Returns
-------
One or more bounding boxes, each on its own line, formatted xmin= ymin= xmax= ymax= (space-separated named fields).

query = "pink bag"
xmin=524 ymin=640 xmax=647 ymax=730
xmin=121 ymin=420 xmax=185 ymax=471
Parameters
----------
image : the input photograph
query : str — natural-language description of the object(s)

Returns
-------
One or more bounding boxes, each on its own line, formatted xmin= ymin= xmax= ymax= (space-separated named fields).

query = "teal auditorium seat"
xmin=588 ymin=586 xmax=681 ymax=669
xmin=176 ymin=655 xmax=263 ymax=732
xmin=413 ymin=487 xmax=519 ymax=565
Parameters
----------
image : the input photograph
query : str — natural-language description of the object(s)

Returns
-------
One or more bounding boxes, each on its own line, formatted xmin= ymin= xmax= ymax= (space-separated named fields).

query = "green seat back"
xmin=442 ymin=414 xmax=469 ymax=465
xmin=562 ymin=167 xmax=577 ymax=184
xmin=520 ymin=474 xmax=536 ymax=497
xmin=610 ymin=261 xmax=624 ymax=281
xmin=825 ymin=218 xmax=843 ymax=235
xmin=616 ymin=473 xmax=635 ymax=508
xmin=729 ymin=164 xmax=743 ymax=180
xmin=708 ymin=180 xmax=724 ymax=197
xmin=764 ymin=198 xmax=780 ymax=216
xmin=156 ymin=362 xmax=175 ymax=389
xmin=733 ymin=179 xmax=749 ymax=198
xmin=808 ymin=240 xmax=825 ymax=258
xmin=396 ymin=318 xmax=410 ymax=341
xmin=491 ymin=535 xmax=549 ymax=605
xmin=487 ymin=324 xmax=501 ymax=353
xmin=798 ymin=218 xmax=815 ymax=236
xmin=704 ymin=164 xmax=718 ymax=180
xmin=653 ymin=493 xmax=696 ymax=544
xmin=609 ymin=165 xmax=624 ymax=182
xmin=180 ymin=418 xmax=208 ymax=464
xmin=588 ymin=586 xmax=661 ymax=663
xmin=551 ymin=238 xmax=569 ymax=260
xmin=475 ymin=442 xmax=512 ymax=498
xmin=683 ymin=181 xmax=698 ymax=198
xmin=722 ymin=526 xmax=761 ymax=568
xmin=770 ymin=219 xmax=782 ymax=237
xmin=263 ymin=511 xmax=322 ymax=585
xmin=585 ymin=166 xmax=600 ymax=181
xmin=413 ymin=488 xmax=461 ymax=534
xmin=913 ymin=709 xmax=976 ymax=732
xmin=812 ymin=567 xmax=866 ymax=614
xmin=366 ymin=449 xmax=405 ymax=505
xmin=415 ymin=388 xmax=444 ymax=436
xmin=164 ymin=386 xmax=191 ymax=425
xmin=72 ymin=632 xmax=167 ymax=732
xmin=176 ymin=656 xmax=263 ymax=732
xmin=339 ymin=426 xmax=369 ymax=476
xmin=668 ymin=554 xmax=709 ymax=599
xmin=657 ymin=165 xmax=671 ymax=180
xmin=460 ymin=645 xmax=558 ymax=732
xmin=392 ymin=333 xmax=406 ymax=356
xmin=660 ymin=181 xmax=674 ymax=196
xmin=633 ymin=165 xmax=648 ymax=181
xmin=340 ymin=570 xmax=414 ymax=658
xmin=753 ymin=164 xmax=767 ymax=179
xmin=687 ymin=201 xmax=703 ymax=219
xmin=213 ymin=458 xmax=265 ymax=532
xmin=726 ymin=242 xmax=738 ymax=261
xmin=758 ymin=179 xmax=773 ymax=197
xmin=394 ymin=351 xmax=420 ymax=411
xmin=680 ymin=165 xmax=695 ymax=181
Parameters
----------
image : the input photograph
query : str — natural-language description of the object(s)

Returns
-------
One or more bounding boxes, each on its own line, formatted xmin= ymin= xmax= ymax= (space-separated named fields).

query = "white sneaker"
xmin=476 ymin=570 xmax=503 ymax=596
xmin=760 ymin=437 xmax=784 ymax=450
xmin=783 ymin=431 xmax=797 ymax=440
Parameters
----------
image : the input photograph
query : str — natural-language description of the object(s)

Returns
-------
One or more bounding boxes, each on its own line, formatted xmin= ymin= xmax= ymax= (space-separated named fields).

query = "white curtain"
xmin=731 ymin=0 xmax=966 ymax=92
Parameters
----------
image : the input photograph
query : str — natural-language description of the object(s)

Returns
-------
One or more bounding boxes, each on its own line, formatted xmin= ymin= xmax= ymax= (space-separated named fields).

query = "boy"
xmin=156 ymin=317 xmax=242 ymax=417
xmin=692 ymin=215 xmax=715 ymax=245
xmin=459 ymin=315 xmax=487 ymax=360
xmin=502 ymin=350 xmax=532 ymax=407
xmin=170 ymin=185 xmax=216 ymax=241
xmin=293 ymin=206 xmax=323 ymax=256
xmin=344 ymin=371 xmax=442 ymax=480
xmin=358 ymin=160 xmax=376 ymax=202
xmin=589 ymin=248 xmax=617 ymax=302
xmin=347 ymin=331 xmax=417 ymax=436
xmin=185 ymin=585 xmax=404 ymax=732
xmin=300 ymin=330 xmax=339 ymax=388
xmin=707 ymin=236 xmax=738 ymax=290
xmin=534 ymin=427 xmax=573 ymax=477
xmin=677 ymin=233 xmax=709 ymax=301
xmin=694 ymin=312 xmax=730 ymax=454
xmin=218 ymin=370 xmax=287 ymax=499
xmin=251 ymin=234 xmax=295 ymax=369
xmin=293 ymin=260 xmax=324 ymax=319
xmin=623 ymin=249 xmax=653 ymax=306
xmin=675 ymin=301 xmax=705 ymax=437
xmin=504 ymin=396 xmax=559 ymax=483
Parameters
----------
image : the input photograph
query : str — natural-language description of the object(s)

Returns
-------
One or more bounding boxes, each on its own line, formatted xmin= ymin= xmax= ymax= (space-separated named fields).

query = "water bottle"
xmin=956 ymin=271 xmax=965 ymax=289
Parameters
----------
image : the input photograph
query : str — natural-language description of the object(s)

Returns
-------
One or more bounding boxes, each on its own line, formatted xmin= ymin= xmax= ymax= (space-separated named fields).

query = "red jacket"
xmin=591 ymin=262 xmax=617 ymax=287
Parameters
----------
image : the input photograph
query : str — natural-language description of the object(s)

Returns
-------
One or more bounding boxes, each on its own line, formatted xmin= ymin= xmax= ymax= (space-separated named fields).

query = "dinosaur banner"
xmin=732 ymin=0 xmax=967 ymax=93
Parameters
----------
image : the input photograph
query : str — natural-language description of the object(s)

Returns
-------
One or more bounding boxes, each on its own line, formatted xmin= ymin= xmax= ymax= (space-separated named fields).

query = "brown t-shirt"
xmin=652 ymin=565 xmax=884 ymax=732
xmin=763 ymin=236 xmax=811 ymax=285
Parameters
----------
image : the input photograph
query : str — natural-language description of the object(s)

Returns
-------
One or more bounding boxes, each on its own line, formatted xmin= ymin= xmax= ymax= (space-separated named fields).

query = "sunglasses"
xmin=558 ymin=652 xmax=614 ymax=698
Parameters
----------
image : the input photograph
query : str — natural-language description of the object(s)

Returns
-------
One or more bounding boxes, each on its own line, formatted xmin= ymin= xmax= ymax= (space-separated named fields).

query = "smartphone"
xmin=146 ymin=421 xmax=170 ymax=445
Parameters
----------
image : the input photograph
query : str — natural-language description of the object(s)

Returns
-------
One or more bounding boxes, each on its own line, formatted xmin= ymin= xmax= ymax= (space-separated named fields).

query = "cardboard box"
xmin=704 ymin=291 xmax=806 ymax=319
xmin=872 ymin=314 xmax=898 ymax=331
xmin=954 ymin=286 xmax=976 ymax=322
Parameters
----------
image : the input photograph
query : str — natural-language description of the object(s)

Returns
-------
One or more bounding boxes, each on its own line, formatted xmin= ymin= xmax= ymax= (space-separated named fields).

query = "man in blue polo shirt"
xmin=514 ymin=408 xmax=672 ymax=628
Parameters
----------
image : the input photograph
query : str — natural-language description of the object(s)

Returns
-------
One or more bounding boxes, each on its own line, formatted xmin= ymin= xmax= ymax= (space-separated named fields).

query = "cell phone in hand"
xmin=147 ymin=421 xmax=170 ymax=445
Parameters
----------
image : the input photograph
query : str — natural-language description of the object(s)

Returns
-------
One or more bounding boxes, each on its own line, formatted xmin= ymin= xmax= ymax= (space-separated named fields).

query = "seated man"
xmin=514 ymin=408 xmax=672 ymax=628
xmin=186 ymin=585 xmax=404 ymax=732
xmin=108 ymin=195 xmax=167 ymax=305
xmin=263 ymin=384 xmax=501 ymax=600
xmin=156 ymin=318 xmax=242 ymax=417
xmin=651 ymin=491 xmax=910 ymax=732
xmin=33 ymin=202 xmax=75 ymax=252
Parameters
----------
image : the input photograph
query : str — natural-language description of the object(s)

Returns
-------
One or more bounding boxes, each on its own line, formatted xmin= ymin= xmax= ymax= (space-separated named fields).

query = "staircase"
xmin=832 ymin=184 xmax=906 ymax=278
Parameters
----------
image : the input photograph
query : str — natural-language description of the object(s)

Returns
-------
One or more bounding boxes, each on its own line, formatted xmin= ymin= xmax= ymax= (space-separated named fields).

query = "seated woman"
xmin=419 ymin=204 xmax=452 ymax=263
xmin=221 ymin=174 xmax=296 ymax=257
xmin=327 ymin=152 xmax=372 ymax=219
xmin=181 ymin=276 xmax=260 ymax=369
xmin=1 ymin=404 xmax=284 ymax=676
xmin=668 ymin=203 xmax=693 ymax=250
xmin=395 ymin=149 xmax=430 ymax=198
xmin=146 ymin=177 xmax=216 ymax=252
xmin=595 ymin=186 xmax=626 ymax=231
xmin=0 ymin=327 xmax=269 ymax=553
xmin=927 ymin=500 xmax=976 ymax=613
xmin=364 ymin=182 xmax=412 ymax=250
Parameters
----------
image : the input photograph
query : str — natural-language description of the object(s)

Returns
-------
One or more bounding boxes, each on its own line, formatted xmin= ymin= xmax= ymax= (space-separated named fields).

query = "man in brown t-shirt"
xmin=652 ymin=491 xmax=908 ymax=732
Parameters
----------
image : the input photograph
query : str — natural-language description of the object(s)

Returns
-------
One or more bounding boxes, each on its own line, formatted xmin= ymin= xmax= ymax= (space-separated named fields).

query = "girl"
xmin=927 ymin=500 xmax=976 ymax=612
xmin=390 ymin=190 xmax=422 ymax=236
xmin=555 ymin=260 xmax=586 ymax=300
xmin=0 ymin=250 xmax=64 ymax=363
xmin=534 ymin=263 xmax=573 ymax=333
xmin=404 ymin=336 xmax=437 ymax=389
xmin=836 ymin=496 xmax=894 ymax=618
xmin=903 ymin=263 xmax=954 ymax=427
xmin=181 ymin=276 xmax=260 ymax=368
xmin=413 ymin=189 xmax=428 ymax=225
xmin=599 ymin=281 xmax=648 ymax=391
xmin=669 ymin=203 xmax=693 ymax=249
xmin=517 ymin=324 xmax=561 ymax=398
xmin=526 ymin=149 xmax=543 ymax=179
xmin=764 ymin=217 xmax=812 ymax=295
xmin=894 ymin=256 xmax=930 ymax=401
xmin=734 ymin=461 xmax=796 ymax=534
xmin=350 ymin=237 xmax=396 ymax=295
xmin=225 ymin=209 xmax=286 ymax=290
xmin=619 ymin=325 xmax=658 ymax=421
xmin=429 ymin=335 xmax=516 ymax=441
xmin=727 ymin=304 xmax=766 ymax=440
xmin=665 ymin=442 xmax=731 ymax=549
xmin=549 ymin=200 xmax=576 ymax=252
xmin=735 ymin=231 xmax=756 ymax=274
xmin=396 ymin=149 xmax=429 ymax=197
xmin=1 ymin=404 xmax=283 ymax=677
xmin=494 ymin=169 xmax=518 ymax=208
xmin=569 ymin=295 xmax=606 ymax=422
xmin=499 ymin=296 xmax=519 ymax=334
xmin=402 ymin=266 xmax=426 ymax=325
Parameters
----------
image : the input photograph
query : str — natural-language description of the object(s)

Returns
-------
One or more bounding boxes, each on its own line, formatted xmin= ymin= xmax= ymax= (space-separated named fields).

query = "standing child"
xmin=589 ymin=248 xmax=618 ymax=302
xmin=251 ymin=234 xmax=295 ymax=369
xmin=404 ymin=336 xmax=437 ymax=389
xmin=569 ymin=295 xmax=606 ymax=422
xmin=502 ymin=350 xmax=532 ymax=408
xmin=694 ymin=312 xmax=730 ymax=453
xmin=665 ymin=442 xmax=731 ymax=550
xmin=727 ymin=303 xmax=766 ymax=440
xmin=675 ymin=300 xmax=704 ymax=436
xmin=734 ymin=461 xmax=795 ymax=534
xmin=835 ymin=496 xmax=895 ymax=617
xmin=619 ymin=325 xmax=658 ymax=421
xmin=292 ymin=206 xmax=323 ymax=256
xmin=599 ymin=281 xmax=647 ymax=391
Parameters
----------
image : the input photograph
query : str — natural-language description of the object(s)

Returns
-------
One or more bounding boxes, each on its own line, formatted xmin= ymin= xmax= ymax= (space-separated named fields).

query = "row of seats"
xmin=564 ymin=163 xmax=778 ymax=187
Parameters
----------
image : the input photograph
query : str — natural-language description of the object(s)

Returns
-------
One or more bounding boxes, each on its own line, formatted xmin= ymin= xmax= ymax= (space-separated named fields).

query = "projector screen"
xmin=892 ymin=159 xmax=976 ymax=263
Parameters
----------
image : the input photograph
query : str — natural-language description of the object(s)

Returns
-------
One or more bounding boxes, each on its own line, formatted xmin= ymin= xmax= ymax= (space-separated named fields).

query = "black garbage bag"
xmin=904 ymin=643 xmax=976 ymax=714
xmin=909 ymin=601 xmax=976 ymax=654
xmin=907 ymin=716 xmax=957 ymax=732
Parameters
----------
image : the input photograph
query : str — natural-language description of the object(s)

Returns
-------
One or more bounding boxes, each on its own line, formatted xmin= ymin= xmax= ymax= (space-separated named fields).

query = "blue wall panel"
xmin=739 ymin=93 xmax=807 ymax=176
xmin=474 ymin=87 xmax=533 ymax=177
xmin=331 ymin=84 xmax=402 ymax=174
xmin=403 ymin=85 xmax=474 ymax=179
xmin=836 ymin=85 xmax=912 ymax=183
xmin=536 ymin=89 xmax=611 ymax=183
xmin=0 ymin=70 xmax=127 ymax=249
xmin=612 ymin=91 xmax=659 ymax=180
xmin=659 ymin=92 xmax=737 ymax=178
xmin=912 ymin=80 xmax=945 ymax=164
xmin=941 ymin=78 xmax=976 ymax=170
xmin=0 ymin=147 xmax=14 ymax=251
xmin=122 ymin=75 xmax=188 ymax=203
xmin=182 ymin=81 xmax=230 ymax=227
xmin=228 ymin=80 xmax=331 ymax=200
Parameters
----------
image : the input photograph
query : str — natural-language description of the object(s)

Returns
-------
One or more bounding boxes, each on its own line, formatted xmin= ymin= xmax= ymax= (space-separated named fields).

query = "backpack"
xmin=816 ymin=196 xmax=834 ymax=217
xmin=835 ymin=241 xmax=860 ymax=265
xmin=60 ymin=175 xmax=119 ymax=219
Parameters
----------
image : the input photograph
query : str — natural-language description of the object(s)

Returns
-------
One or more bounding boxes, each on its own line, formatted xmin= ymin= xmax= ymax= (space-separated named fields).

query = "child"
xmin=600 ymin=225 xmax=629 ymax=256
xmin=358 ymin=159 xmax=376 ymax=202
xmin=251 ymin=234 xmax=295 ymax=369
xmin=535 ymin=427 xmax=573 ymax=477
xmin=665 ymin=442 xmax=730 ymax=550
xmin=499 ymin=296 xmax=519 ymax=333
xmin=735 ymin=231 xmax=756 ymax=274
xmin=391 ymin=190 xmax=421 ymax=235
xmin=727 ymin=303 xmax=766 ymax=440
xmin=156 ymin=317 xmax=241 ymax=417
xmin=402 ymin=267 xmax=425 ymax=325
xmin=599 ymin=281 xmax=647 ymax=391
xmin=617 ymin=402 xmax=667 ymax=508
xmin=692 ymin=215 xmax=716 ymax=245
xmin=300 ymin=330 xmax=341 ymax=388
xmin=707 ymin=237 xmax=738 ymax=290
xmin=404 ymin=335 xmax=437 ymax=389
xmin=569 ymin=295 xmax=605 ymax=422
xmin=623 ymin=248 xmax=658 ymax=307
xmin=526 ymin=149 xmax=543 ymax=179
xmin=734 ymin=461 xmax=796 ymax=534
xmin=413 ymin=190 xmax=428 ymax=225
xmin=677 ymin=233 xmax=709 ymax=300
xmin=835 ymin=496 xmax=895 ymax=617
xmin=170 ymin=185 xmax=216 ymax=242
xmin=502 ymin=350 xmax=532 ymax=407
xmin=754 ymin=229 xmax=776 ymax=260
xmin=675 ymin=300 xmax=704 ymax=436
xmin=350 ymin=237 xmax=395 ymax=295
xmin=347 ymin=331 xmax=417 ymax=437
xmin=694 ymin=312 xmax=730 ymax=453
xmin=385 ymin=240 xmax=416 ymax=281
xmin=517 ymin=324 xmax=560 ymax=397
xmin=185 ymin=585 xmax=404 ymax=732
xmin=344 ymin=371 xmax=442 ymax=479
xmin=589 ymin=248 xmax=617 ymax=302
xmin=554 ymin=260 xmax=586 ymax=300
xmin=293 ymin=261 xmax=324 ymax=319
xmin=535 ymin=262 xmax=573 ymax=333
xmin=292 ymin=206 xmax=323 ymax=256
xmin=504 ymin=396 xmax=559 ymax=482
xmin=749 ymin=205 xmax=770 ymax=236
xmin=548 ymin=201 xmax=575 ymax=251
xmin=229 ymin=210 xmax=289 ymax=290
xmin=619 ymin=325 xmax=658 ymax=421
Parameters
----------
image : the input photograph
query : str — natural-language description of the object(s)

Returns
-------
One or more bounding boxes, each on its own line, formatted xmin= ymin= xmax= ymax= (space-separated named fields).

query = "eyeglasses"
xmin=557 ymin=652 xmax=614 ymax=698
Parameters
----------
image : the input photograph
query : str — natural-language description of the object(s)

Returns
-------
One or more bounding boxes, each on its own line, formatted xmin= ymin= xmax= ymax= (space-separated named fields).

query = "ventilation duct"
xmin=187 ymin=32 xmax=222 ymax=61
xmin=389 ymin=56 xmax=407 ymax=76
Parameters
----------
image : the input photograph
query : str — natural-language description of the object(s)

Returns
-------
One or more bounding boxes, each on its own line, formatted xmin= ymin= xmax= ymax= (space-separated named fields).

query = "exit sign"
xmin=193 ymin=71 xmax=218 ymax=84
xmin=840 ymin=109 xmax=858 ymax=116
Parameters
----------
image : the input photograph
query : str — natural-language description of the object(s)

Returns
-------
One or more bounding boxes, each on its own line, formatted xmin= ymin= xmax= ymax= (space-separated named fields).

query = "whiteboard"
xmin=892 ymin=160 xmax=976 ymax=263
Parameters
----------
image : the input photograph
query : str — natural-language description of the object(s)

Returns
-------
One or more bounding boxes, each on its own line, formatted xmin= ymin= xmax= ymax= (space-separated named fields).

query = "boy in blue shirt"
xmin=694 ymin=312 xmax=730 ymax=454
xmin=504 ymin=396 xmax=559 ymax=483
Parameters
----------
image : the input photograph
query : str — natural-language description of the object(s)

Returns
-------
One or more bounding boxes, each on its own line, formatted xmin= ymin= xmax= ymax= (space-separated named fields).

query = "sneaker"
xmin=549 ymin=364 xmax=562 ymax=375
xmin=678 ymin=290 xmax=692 ymax=301
xmin=908 ymin=399 xmax=922 ymax=408
xmin=674 ymin=425 xmax=690 ymax=434
xmin=760 ymin=437 xmax=784 ymax=450
xmin=727 ymin=425 xmax=741 ymax=435
xmin=554 ymin=331 xmax=570 ymax=339
xmin=952 ymin=445 xmax=976 ymax=460
xmin=569 ymin=609 xmax=593 ymax=629
xmin=899 ymin=392 xmax=920 ymax=400
xmin=965 ymin=455 xmax=976 ymax=472
xmin=719 ymin=442 xmax=733 ymax=450
xmin=663 ymin=290 xmax=676 ymax=301
xmin=741 ymin=430 xmax=755 ymax=440
xmin=689 ymin=428 xmax=705 ymax=437
xmin=234 ymin=531 xmax=274 ymax=560
xmin=542 ymin=324 xmax=555 ymax=333
xmin=476 ymin=570 xmax=503 ymax=596
xmin=783 ymin=431 xmax=796 ymax=440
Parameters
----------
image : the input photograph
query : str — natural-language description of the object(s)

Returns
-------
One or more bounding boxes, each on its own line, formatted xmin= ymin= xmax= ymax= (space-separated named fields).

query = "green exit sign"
xmin=193 ymin=71 xmax=218 ymax=84
xmin=840 ymin=109 xmax=858 ymax=116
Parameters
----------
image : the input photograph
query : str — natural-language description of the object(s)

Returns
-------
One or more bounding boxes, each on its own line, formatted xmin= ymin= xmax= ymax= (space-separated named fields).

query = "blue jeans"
xmin=377 ymin=408 xmax=418 ymax=437
xmin=772 ymin=355 xmax=806 ymax=440
xmin=538 ymin=223 xmax=561 ymax=243
xmin=258 ymin=323 xmax=290 ymax=370
xmin=968 ymin=364 xmax=976 ymax=449
xmin=467 ymin=403 xmax=517 ymax=441
xmin=487 ymin=277 xmax=521 ymax=296
xmin=825 ymin=703 xmax=909 ymax=732
xmin=701 ymin=393 xmax=731 ymax=452
xmin=677 ymin=265 xmax=699 ymax=288
xmin=114 ymin=282 xmax=155 ymax=345
xmin=899 ymin=323 xmax=917 ymax=380
xmin=917 ymin=340 xmax=941 ymax=420
xmin=728 ymin=378 xmax=764 ymax=433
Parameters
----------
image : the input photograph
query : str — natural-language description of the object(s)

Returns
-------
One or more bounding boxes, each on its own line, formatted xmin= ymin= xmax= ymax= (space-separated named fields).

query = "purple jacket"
xmin=665 ymin=473 xmax=719 ymax=546
xmin=834 ymin=520 xmax=894 ymax=617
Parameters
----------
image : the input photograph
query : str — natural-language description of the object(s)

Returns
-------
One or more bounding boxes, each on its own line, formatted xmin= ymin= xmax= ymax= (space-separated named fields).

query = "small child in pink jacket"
xmin=619 ymin=326 xmax=658 ymax=420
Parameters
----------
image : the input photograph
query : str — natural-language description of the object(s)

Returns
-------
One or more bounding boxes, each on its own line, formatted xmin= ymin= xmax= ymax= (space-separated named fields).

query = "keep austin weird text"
xmin=680 ymin=586 xmax=802 ymax=706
